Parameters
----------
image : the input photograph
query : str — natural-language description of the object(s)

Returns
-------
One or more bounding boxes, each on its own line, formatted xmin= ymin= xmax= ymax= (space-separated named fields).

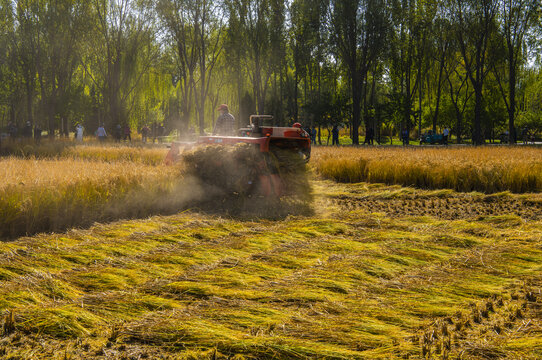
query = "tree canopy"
xmin=0 ymin=0 xmax=541 ymax=143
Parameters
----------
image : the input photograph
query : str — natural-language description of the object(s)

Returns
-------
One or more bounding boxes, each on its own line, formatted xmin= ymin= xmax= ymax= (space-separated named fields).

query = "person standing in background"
xmin=75 ymin=123 xmax=84 ymax=142
xmin=151 ymin=123 xmax=157 ymax=143
xmin=141 ymin=124 xmax=150 ymax=143
xmin=401 ymin=128 xmax=409 ymax=146
xmin=443 ymin=127 xmax=449 ymax=145
xmin=158 ymin=124 xmax=166 ymax=143
xmin=22 ymin=121 xmax=32 ymax=139
xmin=364 ymin=126 xmax=374 ymax=145
xmin=96 ymin=124 xmax=107 ymax=142
xmin=113 ymin=124 xmax=121 ymax=142
xmin=310 ymin=126 xmax=317 ymax=144
xmin=34 ymin=124 xmax=41 ymax=144
xmin=123 ymin=125 xmax=131 ymax=142
xmin=332 ymin=125 xmax=339 ymax=146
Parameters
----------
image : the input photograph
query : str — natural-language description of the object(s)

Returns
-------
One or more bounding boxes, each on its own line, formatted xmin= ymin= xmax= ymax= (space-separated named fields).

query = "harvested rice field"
xmin=323 ymin=182 xmax=542 ymax=221
xmin=1 ymin=145 xmax=541 ymax=359
xmin=0 ymin=182 xmax=541 ymax=359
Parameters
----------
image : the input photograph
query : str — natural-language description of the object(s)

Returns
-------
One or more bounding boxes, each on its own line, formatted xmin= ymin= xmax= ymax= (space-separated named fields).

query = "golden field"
xmin=0 ymin=144 xmax=541 ymax=358
xmin=312 ymin=146 xmax=542 ymax=193
xmin=2 ymin=145 xmax=542 ymax=239
xmin=1 ymin=140 xmax=166 ymax=165
xmin=0 ymin=154 xmax=183 ymax=238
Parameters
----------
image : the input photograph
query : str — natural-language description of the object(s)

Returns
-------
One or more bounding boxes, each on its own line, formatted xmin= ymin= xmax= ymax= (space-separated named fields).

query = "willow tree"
xmin=290 ymin=0 xmax=328 ymax=124
xmin=494 ymin=0 xmax=538 ymax=144
xmin=157 ymin=0 xmax=197 ymax=133
xmin=240 ymin=0 xmax=286 ymax=115
xmin=158 ymin=0 xmax=224 ymax=135
xmin=331 ymin=0 xmax=389 ymax=144
xmin=83 ymin=0 xmax=157 ymax=129
xmin=449 ymin=0 xmax=498 ymax=145
xmin=10 ymin=0 xmax=38 ymax=131
xmin=192 ymin=0 xmax=224 ymax=134
xmin=29 ymin=0 xmax=90 ymax=136
xmin=0 ymin=0 xmax=17 ymax=128
xmin=225 ymin=0 xmax=248 ymax=125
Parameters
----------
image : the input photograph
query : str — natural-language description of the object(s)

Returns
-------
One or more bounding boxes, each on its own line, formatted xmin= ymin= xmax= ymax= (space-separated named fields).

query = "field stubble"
xmin=322 ymin=182 xmax=542 ymax=221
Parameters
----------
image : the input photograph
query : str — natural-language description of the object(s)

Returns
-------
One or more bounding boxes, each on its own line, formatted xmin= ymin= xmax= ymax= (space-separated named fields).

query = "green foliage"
xmin=0 ymin=0 xmax=541 ymax=143
xmin=518 ymin=70 xmax=542 ymax=137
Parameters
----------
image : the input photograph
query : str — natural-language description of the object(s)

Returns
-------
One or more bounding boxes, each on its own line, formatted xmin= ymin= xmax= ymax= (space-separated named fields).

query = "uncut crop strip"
xmin=62 ymin=145 xmax=167 ymax=165
xmin=0 ymin=158 xmax=185 ymax=238
xmin=1 ymin=140 xmax=168 ymax=166
xmin=312 ymin=146 xmax=542 ymax=193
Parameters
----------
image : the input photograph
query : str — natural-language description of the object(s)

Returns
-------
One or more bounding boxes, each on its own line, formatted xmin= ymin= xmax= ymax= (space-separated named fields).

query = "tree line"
xmin=0 ymin=0 xmax=541 ymax=144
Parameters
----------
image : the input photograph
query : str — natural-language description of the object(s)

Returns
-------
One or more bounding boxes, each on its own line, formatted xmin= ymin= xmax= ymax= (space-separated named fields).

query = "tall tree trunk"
xmin=199 ymin=32 xmax=206 ymax=135
xmin=404 ymin=68 xmax=411 ymax=137
xmin=48 ymin=99 xmax=56 ymax=139
xmin=255 ymin=56 xmax=264 ymax=114
xmin=25 ymin=83 xmax=33 ymax=129
xmin=351 ymin=70 xmax=361 ymax=145
xmin=508 ymin=54 xmax=516 ymax=144
xmin=418 ymin=66 xmax=423 ymax=136
xmin=237 ymin=57 xmax=243 ymax=127
xmin=432 ymin=52 xmax=445 ymax=133
xmin=294 ymin=63 xmax=298 ymax=122
xmin=456 ymin=112 xmax=462 ymax=144
xmin=473 ymin=81 xmax=483 ymax=145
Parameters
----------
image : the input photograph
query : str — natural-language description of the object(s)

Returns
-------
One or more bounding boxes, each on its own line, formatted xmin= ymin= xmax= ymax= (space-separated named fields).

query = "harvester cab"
xmin=165 ymin=115 xmax=311 ymax=197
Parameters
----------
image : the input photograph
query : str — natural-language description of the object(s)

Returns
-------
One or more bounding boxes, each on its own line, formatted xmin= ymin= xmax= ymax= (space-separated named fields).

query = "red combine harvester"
xmin=165 ymin=115 xmax=311 ymax=197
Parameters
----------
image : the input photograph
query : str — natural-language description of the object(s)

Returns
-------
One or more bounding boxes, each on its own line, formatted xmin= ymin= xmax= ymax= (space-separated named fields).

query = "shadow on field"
xmin=105 ymin=176 xmax=314 ymax=222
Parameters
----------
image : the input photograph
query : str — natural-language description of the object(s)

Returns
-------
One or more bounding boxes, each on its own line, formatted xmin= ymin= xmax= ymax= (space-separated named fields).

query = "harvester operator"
xmin=213 ymin=104 xmax=235 ymax=135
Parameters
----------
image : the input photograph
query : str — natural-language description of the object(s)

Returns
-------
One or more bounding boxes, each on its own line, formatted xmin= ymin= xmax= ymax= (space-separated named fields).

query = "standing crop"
xmin=0 ymin=157 xmax=182 ymax=238
xmin=312 ymin=147 xmax=542 ymax=193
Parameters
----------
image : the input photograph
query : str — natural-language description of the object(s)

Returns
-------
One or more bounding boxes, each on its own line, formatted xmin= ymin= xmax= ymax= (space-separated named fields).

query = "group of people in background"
xmin=401 ymin=128 xmax=410 ymax=145
xmin=304 ymin=125 xmax=317 ymax=144
xmin=2 ymin=113 xmax=537 ymax=146
xmin=5 ymin=120 xmax=42 ymax=143
xmin=89 ymin=123 xmax=166 ymax=143
xmin=3 ymin=120 xmax=166 ymax=144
